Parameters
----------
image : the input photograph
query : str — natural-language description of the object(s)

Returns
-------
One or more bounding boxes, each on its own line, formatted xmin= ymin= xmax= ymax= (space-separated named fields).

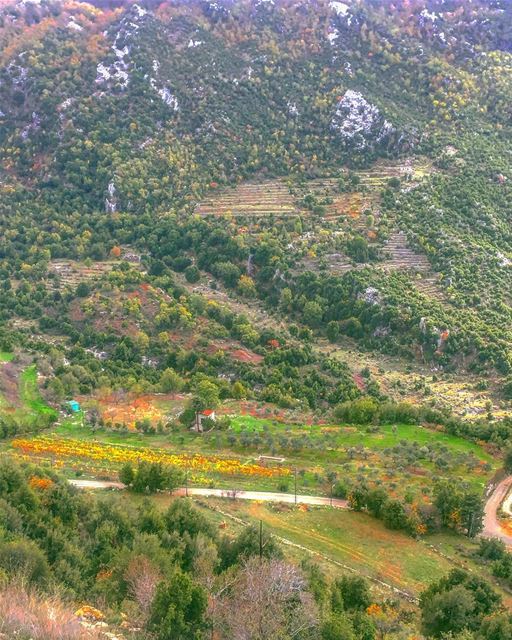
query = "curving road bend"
xmin=482 ymin=475 xmax=512 ymax=547
xmin=68 ymin=479 xmax=347 ymax=508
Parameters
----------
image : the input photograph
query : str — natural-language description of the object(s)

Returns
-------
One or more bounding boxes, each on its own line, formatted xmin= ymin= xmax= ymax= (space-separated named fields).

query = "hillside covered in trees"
xmin=0 ymin=0 xmax=511 ymax=386
xmin=2 ymin=0 xmax=512 ymax=638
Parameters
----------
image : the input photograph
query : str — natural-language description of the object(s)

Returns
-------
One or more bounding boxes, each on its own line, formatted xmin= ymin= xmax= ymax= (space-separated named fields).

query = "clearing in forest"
xmin=0 ymin=358 xmax=57 ymax=425
xmin=48 ymin=260 xmax=119 ymax=290
xmin=381 ymin=232 xmax=431 ymax=273
xmin=47 ymin=254 xmax=144 ymax=291
xmin=317 ymin=339 xmax=508 ymax=420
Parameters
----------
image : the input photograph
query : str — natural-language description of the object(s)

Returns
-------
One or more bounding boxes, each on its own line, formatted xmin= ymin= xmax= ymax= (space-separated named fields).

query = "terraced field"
xmin=194 ymin=159 xmax=443 ymax=291
xmin=195 ymin=180 xmax=299 ymax=217
xmin=195 ymin=158 xmax=433 ymax=222
xmin=381 ymin=231 xmax=431 ymax=273
xmin=300 ymin=231 xmax=437 ymax=277
xmin=414 ymin=273 xmax=447 ymax=302
xmin=47 ymin=256 xmax=144 ymax=290
xmin=48 ymin=260 xmax=120 ymax=289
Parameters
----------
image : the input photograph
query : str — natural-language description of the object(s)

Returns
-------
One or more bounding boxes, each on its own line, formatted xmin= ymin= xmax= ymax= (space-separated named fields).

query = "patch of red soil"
xmin=500 ymin=520 xmax=512 ymax=536
xmin=232 ymin=349 xmax=263 ymax=364
xmin=207 ymin=339 xmax=263 ymax=364
xmin=68 ymin=300 xmax=86 ymax=322
xmin=352 ymin=373 xmax=366 ymax=391
xmin=93 ymin=317 xmax=139 ymax=338
xmin=88 ymin=392 xmax=185 ymax=429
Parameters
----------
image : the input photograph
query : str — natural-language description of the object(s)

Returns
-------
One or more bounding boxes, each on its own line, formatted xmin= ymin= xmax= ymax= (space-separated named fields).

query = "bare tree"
xmin=125 ymin=556 xmax=162 ymax=622
xmin=211 ymin=558 xmax=319 ymax=640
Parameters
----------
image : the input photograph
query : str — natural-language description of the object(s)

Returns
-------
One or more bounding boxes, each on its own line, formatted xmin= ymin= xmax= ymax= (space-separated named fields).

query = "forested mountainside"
xmin=3 ymin=2 xmax=512 ymax=640
xmin=0 ymin=0 xmax=512 ymax=385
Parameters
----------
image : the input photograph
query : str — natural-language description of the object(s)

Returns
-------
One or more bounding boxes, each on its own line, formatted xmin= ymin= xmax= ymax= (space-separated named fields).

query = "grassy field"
xmin=230 ymin=415 xmax=493 ymax=457
xmin=0 ymin=360 xmax=57 ymax=426
xmin=5 ymin=398 xmax=508 ymax=605
xmin=35 ymin=484 xmax=509 ymax=606
xmin=19 ymin=366 xmax=57 ymax=419
xmin=98 ymin=488 xmax=444 ymax=599
xmin=208 ymin=498 xmax=451 ymax=597
xmin=0 ymin=352 xmax=13 ymax=362
xmin=192 ymin=498 xmax=512 ymax=604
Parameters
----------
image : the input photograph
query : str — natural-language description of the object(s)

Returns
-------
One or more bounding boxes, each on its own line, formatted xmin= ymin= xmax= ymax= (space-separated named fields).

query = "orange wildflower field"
xmin=12 ymin=436 xmax=290 ymax=478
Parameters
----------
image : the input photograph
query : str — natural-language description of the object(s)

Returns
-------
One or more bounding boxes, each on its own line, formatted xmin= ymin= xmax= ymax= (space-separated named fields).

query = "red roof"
xmin=201 ymin=409 xmax=215 ymax=416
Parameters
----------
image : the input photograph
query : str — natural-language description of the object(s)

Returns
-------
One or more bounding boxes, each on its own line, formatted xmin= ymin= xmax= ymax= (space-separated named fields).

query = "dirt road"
xmin=69 ymin=479 xmax=347 ymax=508
xmin=482 ymin=475 xmax=512 ymax=546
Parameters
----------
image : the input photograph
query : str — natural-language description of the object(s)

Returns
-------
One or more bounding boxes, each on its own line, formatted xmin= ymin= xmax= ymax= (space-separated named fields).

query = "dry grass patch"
xmin=0 ymin=584 xmax=104 ymax=640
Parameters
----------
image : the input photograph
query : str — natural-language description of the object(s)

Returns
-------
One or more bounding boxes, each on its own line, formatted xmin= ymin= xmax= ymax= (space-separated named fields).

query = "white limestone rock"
xmin=331 ymin=90 xmax=396 ymax=151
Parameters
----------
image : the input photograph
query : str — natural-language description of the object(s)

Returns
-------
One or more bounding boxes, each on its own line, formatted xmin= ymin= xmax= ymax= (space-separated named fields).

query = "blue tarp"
xmin=67 ymin=400 xmax=80 ymax=413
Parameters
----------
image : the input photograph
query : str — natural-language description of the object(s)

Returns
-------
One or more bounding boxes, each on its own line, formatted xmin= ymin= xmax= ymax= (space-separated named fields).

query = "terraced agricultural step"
xmin=381 ymin=232 xmax=431 ymax=271
xmin=47 ymin=260 xmax=123 ymax=290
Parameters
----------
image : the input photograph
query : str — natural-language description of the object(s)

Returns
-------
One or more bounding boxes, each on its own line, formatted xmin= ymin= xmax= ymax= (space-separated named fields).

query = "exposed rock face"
xmin=358 ymin=286 xmax=381 ymax=306
xmin=105 ymin=180 xmax=117 ymax=213
xmin=95 ymin=4 xmax=149 ymax=91
xmin=147 ymin=60 xmax=180 ymax=110
xmin=330 ymin=1 xmax=349 ymax=17
xmin=331 ymin=90 xmax=396 ymax=151
xmin=327 ymin=1 xmax=352 ymax=45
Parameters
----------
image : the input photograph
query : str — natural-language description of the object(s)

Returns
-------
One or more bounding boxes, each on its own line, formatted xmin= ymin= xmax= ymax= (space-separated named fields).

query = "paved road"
xmin=70 ymin=479 xmax=124 ymax=489
xmin=69 ymin=479 xmax=347 ymax=508
xmin=173 ymin=487 xmax=348 ymax=508
xmin=482 ymin=475 xmax=512 ymax=546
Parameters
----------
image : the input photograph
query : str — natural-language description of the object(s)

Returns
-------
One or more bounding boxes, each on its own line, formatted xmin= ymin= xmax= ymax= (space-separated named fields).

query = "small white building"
xmin=194 ymin=409 xmax=216 ymax=433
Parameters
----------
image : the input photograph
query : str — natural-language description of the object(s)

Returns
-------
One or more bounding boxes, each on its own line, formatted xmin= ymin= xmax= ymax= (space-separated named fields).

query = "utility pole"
xmin=468 ymin=511 xmax=476 ymax=538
